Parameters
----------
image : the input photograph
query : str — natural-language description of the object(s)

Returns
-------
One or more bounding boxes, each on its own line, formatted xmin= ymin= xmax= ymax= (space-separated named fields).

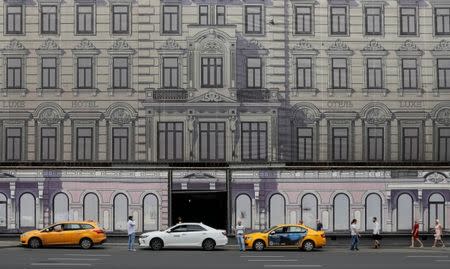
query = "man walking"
xmin=350 ymin=219 xmax=360 ymax=251
xmin=372 ymin=217 xmax=381 ymax=249
xmin=316 ymin=219 xmax=323 ymax=231
xmin=127 ymin=216 xmax=136 ymax=251
xmin=235 ymin=221 xmax=246 ymax=252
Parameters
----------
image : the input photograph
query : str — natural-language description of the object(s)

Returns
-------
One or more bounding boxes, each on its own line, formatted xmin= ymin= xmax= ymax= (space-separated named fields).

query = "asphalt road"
xmin=1 ymin=245 xmax=450 ymax=269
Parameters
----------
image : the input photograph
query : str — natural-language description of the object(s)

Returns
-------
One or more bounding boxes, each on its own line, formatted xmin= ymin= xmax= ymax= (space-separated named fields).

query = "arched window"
xmin=113 ymin=193 xmax=128 ymax=231
xmin=19 ymin=193 xmax=36 ymax=228
xmin=143 ymin=194 xmax=159 ymax=231
xmin=53 ymin=193 xmax=69 ymax=223
xmin=301 ymin=194 xmax=318 ymax=228
xmin=429 ymin=193 xmax=445 ymax=230
xmin=333 ymin=194 xmax=350 ymax=231
xmin=397 ymin=193 xmax=413 ymax=231
xmin=365 ymin=193 xmax=382 ymax=232
xmin=83 ymin=193 xmax=99 ymax=222
xmin=269 ymin=194 xmax=286 ymax=227
xmin=0 ymin=193 xmax=7 ymax=228
xmin=235 ymin=194 xmax=252 ymax=228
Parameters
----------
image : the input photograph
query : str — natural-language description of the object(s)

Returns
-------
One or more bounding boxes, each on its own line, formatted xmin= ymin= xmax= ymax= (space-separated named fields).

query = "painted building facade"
xmin=0 ymin=0 xmax=450 ymax=234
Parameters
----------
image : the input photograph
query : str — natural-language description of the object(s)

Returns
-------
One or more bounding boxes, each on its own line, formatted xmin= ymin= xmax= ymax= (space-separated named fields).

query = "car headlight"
xmin=140 ymin=235 xmax=150 ymax=239
xmin=244 ymin=236 xmax=252 ymax=241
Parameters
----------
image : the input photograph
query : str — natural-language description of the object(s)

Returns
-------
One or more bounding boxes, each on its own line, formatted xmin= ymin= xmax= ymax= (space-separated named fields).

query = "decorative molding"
xmin=249 ymin=39 xmax=265 ymax=50
xmin=361 ymin=40 xmax=389 ymax=56
xmin=431 ymin=40 xmax=450 ymax=57
xmin=39 ymin=39 xmax=60 ymax=50
xmin=396 ymin=40 xmax=424 ymax=57
xmin=291 ymin=103 xmax=322 ymax=124
xmin=72 ymin=39 xmax=100 ymax=55
xmin=360 ymin=103 xmax=393 ymax=125
xmin=1 ymin=39 xmax=29 ymax=55
xmin=110 ymin=39 xmax=134 ymax=51
xmin=159 ymin=38 xmax=182 ymax=50
xmin=436 ymin=108 xmax=450 ymax=125
xmin=110 ymin=108 xmax=132 ymax=125
xmin=326 ymin=39 xmax=353 ymax=56
xmin=202 ymin=40 xmax=224 ymax=54
xmin=38 ymin=108 xmax=61 ymax=125
xmin=424 ymin=172 xmax=448 ymax=184
xmin=291 ymin=39 xmax=319 ymax=55
xmin=188 ymin=91 xmax=236 ymax=103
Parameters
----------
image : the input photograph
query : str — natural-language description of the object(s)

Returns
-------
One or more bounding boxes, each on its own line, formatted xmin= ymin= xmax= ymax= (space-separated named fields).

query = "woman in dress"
xmin=433 ymin=219 xmax=446 ymax=248
xmin=410 ymin=220 xmax=423 ymax=248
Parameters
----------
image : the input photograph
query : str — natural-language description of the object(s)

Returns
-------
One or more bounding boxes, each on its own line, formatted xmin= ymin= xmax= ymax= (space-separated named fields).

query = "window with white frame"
xmin=199 ymin=5 xmax=208 ymax=25
xmin=401 ymin=59 xmax=418 ymax=89
xmin=41 ymin=127 xmax=57 ymax=161
xmin=76 ymin=4 xmax=95 ymax=35
xmin=112 ymin=5 xmax=129 ymax=34
xmin=245 ymin=6 xmax=263 ymax=34
xmin=367 ymin=127 xmax=384 ymax=161
xmin=113 ymin=194 xmax=128 ymax=231
xmin=400 ymin=7 xmax=417 ymax=36
xmin=297 ymin=127 xmax=313 ymax=161
xmin=437 ymin=59 xmax=450 ymax=89
xmin=333 ymin=194 xmax=350 ymax=230
xmin=402 ymin=127 xmax=419 ymax=161
xmin=296 ymin=58 xmax=312 ymax=89
xmin=83 ymin=193 xmax=99 ymax=222
xmin=41 ymin=5 xmax=58 ymax=34
xmin=438 ymin=128 xmax=450 ymax=161
xmin=6 ymin=58 xmax=22 ymax=89
xmin=143 ymin=194 xmax=159 ymax=231
xmin=331 ymin=58 xmax=348 ymax=89
xmin=53 ymin=193 xmax=69 ymax=223
xmin=41 ymin=57 xmax=57 ymax=89
xmin=201 ymin=57 xmax=223 ymax=88
xmin=112 ymin=57 xmax=129 ymax=89
xmin=19 ymin=193 xmax=35 ymax=228
xmin=162 ymin=57 xmax=179 ymax=88
xmin=157 ymin=122 xmax=184 ymax=161
xmin=199 ymin=122 xmax=226 ymax=162
xmin=366 ymin=58 xmax=383 ymax=89
xmin=112 ymin=127 xmax=129 ymax=161
xmin=365 ymin=7 xmax=382 ymax=35
xmin=332 ymin=127 xmax=348 ymax=161
xmin=6 ymin=5 xmax=23 ymax=34
xmin=330 ymin=6 xmax=348 ymax=35
xmin=295 ymin=6 xmax=312 ymax=34
xmin=435 ymin=8 xmax=450 ymax=35
xmin=162 ymin=5 xmax=180 ymax=34
xmin=216 ymin=5 xmax=225 ymax=25
xmin=5 ymin=127 xmax=22 ymax=161
xmin=77 ymin=57 xmax=93 ymax=89
xmin=0 ymin=193 xmax=7 ymax=228
xmin=241 ymin=122 xmax=267 ymax=161
xmin=76 ymin=127 xmax=93 ymax=161
xmin=246 ymin=58 xmax=262 ymax=88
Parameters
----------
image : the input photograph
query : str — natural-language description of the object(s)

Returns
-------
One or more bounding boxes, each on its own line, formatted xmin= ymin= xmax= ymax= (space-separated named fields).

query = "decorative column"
xmin=384 ymin=190 xmax=392 ymax=232
xmin=417 ymin=189 xmax=423 ymax=231
xmin=37 ymin=182 xmax=44 ymax=229
xmin=319 ymin=205 xmax=331 ymax=231
xmin=9 ymin=182 xmax=16 ymax=229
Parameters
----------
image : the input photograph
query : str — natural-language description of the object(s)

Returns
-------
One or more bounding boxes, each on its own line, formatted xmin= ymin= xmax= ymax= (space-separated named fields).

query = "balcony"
xmin=234 ymin=88 xmax=278 ymax=103
xmin=147 ymin=88 xmax=189 ymax=102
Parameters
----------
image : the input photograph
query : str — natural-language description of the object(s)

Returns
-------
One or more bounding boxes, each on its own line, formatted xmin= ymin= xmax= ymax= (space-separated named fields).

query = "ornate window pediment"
xmin=72 ymin=39 xmax=100 ymax=56
xmin=188 ymin=90 xmax=236 ymax=103
xmin=104 ymin=103 xmax=137 ymax=126
xmin=107 ymin=39 xmax=135 ymax=55
xmin=326 ymin=39 xmax=353 ymax=56
xmin=33 ymin=102 xmax=66 ymax=125
xmin=431 ymin=40 xmax=450 ymax=57
xmin=1 ymin=39 xmax=29 ymax=55
xmin=396 ymin=40 xmax=424 ymax=57
xmin=431 ymin=103 xmax=450 ymax=126
xmin=360 ymin=103 xmax=393 ymax=125
xmin=291 ymin=39 xmax=319 ymax=56
xmin=291 ymin=103 xmax=321 ymax=124
xmin=361 ymin=40 xmax=389 ymax=56
xmin=424 ymin=172 xmax=448 ymax=184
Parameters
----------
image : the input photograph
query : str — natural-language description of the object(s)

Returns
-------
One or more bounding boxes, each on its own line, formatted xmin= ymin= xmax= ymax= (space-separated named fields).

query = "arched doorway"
xmin=429 ymin=193 xmax=445 ymax=231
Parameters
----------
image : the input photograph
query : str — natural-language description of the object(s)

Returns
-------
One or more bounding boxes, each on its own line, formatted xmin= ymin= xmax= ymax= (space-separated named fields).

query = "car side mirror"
xmin=44 ymin=229 xmax=50 ymax=232
xmin=166 ymin=230 xmax=172 ymax=233
xmin=269 ymin=231 xmax=275 ymax=235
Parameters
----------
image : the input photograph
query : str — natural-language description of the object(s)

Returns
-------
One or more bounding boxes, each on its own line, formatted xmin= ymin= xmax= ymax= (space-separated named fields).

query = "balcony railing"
xmin=150 ymin=88 xmax=189 ymax=102
xmin=236 ymin=88 xmax=277 ymax=102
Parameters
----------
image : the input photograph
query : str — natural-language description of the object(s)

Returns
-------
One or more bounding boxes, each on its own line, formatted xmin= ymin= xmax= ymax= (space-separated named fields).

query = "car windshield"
xmin=262 ymin=226 xmax=278 ymax=233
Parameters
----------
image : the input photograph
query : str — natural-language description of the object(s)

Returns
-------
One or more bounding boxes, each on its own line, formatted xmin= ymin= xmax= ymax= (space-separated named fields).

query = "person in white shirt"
xmin=372 ymin=217 xmax=381 ymax=249
xmin=235 ymin=221 xmax=246 ymax=251
xmin=350 ymin=219 xmax=360 ymax=251
xmin=127 ymin=216 xmax=136 ymax=251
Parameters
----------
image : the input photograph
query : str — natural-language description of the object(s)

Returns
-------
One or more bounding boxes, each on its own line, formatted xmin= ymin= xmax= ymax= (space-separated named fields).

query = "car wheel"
xmin=253 ymin=240 xmax=265 ymax=251
xmin=28 ymin=238 xmax=42 ymax=249
xmin=302 ymin=240 xmax=315 ymax=252
xmin=202 ymin=239 xmax=216 ymax=251
xmin=150 ymin=238 xmax=163 ymax=251
xmin=80 ymin=238 xmax=93 ymax=249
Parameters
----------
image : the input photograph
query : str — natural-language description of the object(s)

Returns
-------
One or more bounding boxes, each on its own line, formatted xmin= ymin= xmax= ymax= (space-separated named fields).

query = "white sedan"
xmin=139 ymin=223 xmax=228 ymax=251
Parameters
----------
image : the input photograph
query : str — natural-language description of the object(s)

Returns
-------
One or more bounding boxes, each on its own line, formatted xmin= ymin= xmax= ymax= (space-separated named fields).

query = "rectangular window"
xmin=402 ymin=127 xmax=419 ymax=161
xmin=296 ymin=58 xmax=312 ymax=89
xmin=113 ymin=57 xmax=129 ymax=89
xmin=295 ymin=6 xmax=312 ymax=34
xmin=41 ymin=5 xmax=58 ymax=34
xmin=367 ymin=58 xmax=383 ymax=89
xmin=199 ymin=5 xmax=208 ymax=25
xmin=330 ymin=7 xmax=347 ymax=35
xmin=41 ymin=127 xmax=57 ymax=161
xmin=438 ymin=128 xmax=450 ymax=161
xmin=112 ymin=5 xmax=129 ymax=34
xmin=163 ymin=5 xmax=179 ymax=34
xmin=163 ymin=57 xmax=179 ymax=88
xmin=112 ymin=127 xmax=128 ymax=161
xmin=6 ymin=6 xmax=23 ymax=34
xmin=77 ymin=57 xmax=93 ymax=89
xmin=245 ymin=6 xmax=262 ymax=34
xmin=332 ymin=127 xmax=348 ymax=161
xmin=157 ymin=122 xmax=183 ymax=161
xmin=365 ymin=7 xmax=382 ymax=35
xmin=436 ymin=8 xmax=450 ymax=35
xmin=6 ymin=58 xmax=22 ymax=89
xmin=297 ymin=128 xmax=313 ymax=161
xmin=241 ymin=122 xmax=267 ymax=161
xmin=41 ymin=57 xmax=57 ymax=89
xmin=76 ymin=127 xmax=93 ymax=161
xmin=437 ymin=59 xmax=450 ymax=89
xmin=76 ymin=5 xmax=94 ymax=34
xmin=5 ymin=127 xmax=21 ymax=161
xmin=216 ymin=5 xmax=225 ymax=25
xmin=199 ymin=122 xmax=225 ymax=161
xmin=201 ymin=57 xmax=223 ymax=88
xmin=332 ymin=58 xmax=348 ymax=89
xmin=400 ymin=7 xmax=417 ymax=35
xmin=247 ymin=58 xmax=262 ymax=88
xmin=402 ymin=59 xmax=418 ymax=89
xmin=367 ymin=127 xmax=384 ymax=161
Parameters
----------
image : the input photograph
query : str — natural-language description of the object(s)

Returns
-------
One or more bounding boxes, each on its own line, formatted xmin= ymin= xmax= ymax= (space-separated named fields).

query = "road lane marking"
xmin=64 ymin=254 xmax=111 ymax=257
xmin=241 ymin=256 xmax=285 ymax=258
xmin=435 ymin=260 xmax=450 ymax=262
xmin=31 ymin=263 xmax=92 ymax=266
xmin=248 ymin=259 xmax=298 ymax=262
xmin=48 ymin=258 xmax=100 ymax=261
xmin=407 ymin=256 xmax=449 ymax=258
xmin=264 ymin=266 xmax=322 ymax=268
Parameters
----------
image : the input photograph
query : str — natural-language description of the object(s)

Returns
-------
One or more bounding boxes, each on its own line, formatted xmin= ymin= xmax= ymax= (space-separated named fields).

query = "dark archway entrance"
xmin=171 ymin=191 xmax=227 ymax=230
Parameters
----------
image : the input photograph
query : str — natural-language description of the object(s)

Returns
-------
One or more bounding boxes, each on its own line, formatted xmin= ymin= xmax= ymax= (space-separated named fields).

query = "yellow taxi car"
xmin=20 ymin=221 xmax=107 ymax=249
xmin=244 ymin=224 xmax=326 ymax=251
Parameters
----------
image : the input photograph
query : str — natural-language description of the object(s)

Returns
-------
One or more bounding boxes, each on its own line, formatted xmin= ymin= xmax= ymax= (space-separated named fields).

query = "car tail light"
xmin=93 ymin=229 xmax=105 ymax=234
xmin=222 ymin=231 xmax=227 ymax=236
xmin=321 ymin=233 xmax=326 ymax=238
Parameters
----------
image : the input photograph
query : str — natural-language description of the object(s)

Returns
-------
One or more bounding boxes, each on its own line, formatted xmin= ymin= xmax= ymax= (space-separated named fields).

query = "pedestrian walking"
xmin=372 ymin=217 xmax=381 ymax=249
xmin=127 ymin=216 xmax=136 ymax=251
xmin=432 ymin=219 xmax=446 ymax=248
xmin=316 ymin=219 xmax=323 ymax=231
xmin=410 ymin=220 xmax=423 ymax=248
xmin=350 ymin=219 xmax=360 ymax=251
xmin=235 ymin=221 xmax=246 ymax=252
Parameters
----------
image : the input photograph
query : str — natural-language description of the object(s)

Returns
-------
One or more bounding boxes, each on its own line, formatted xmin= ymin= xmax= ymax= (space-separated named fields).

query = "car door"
xmin=268 ymin=226 xmax=289 ymax=248
xmin=285 ymin=226 xmax=308 ymax=247
xmin=62 ymin=223 xmax=82 ymax=245
xmin=183 ymin=225 xmax=208 ymax=246
xmin=165 ymin=225 xmax=188 ymax=246
xmin=40 ymin=224 xmax=66 ymax=245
